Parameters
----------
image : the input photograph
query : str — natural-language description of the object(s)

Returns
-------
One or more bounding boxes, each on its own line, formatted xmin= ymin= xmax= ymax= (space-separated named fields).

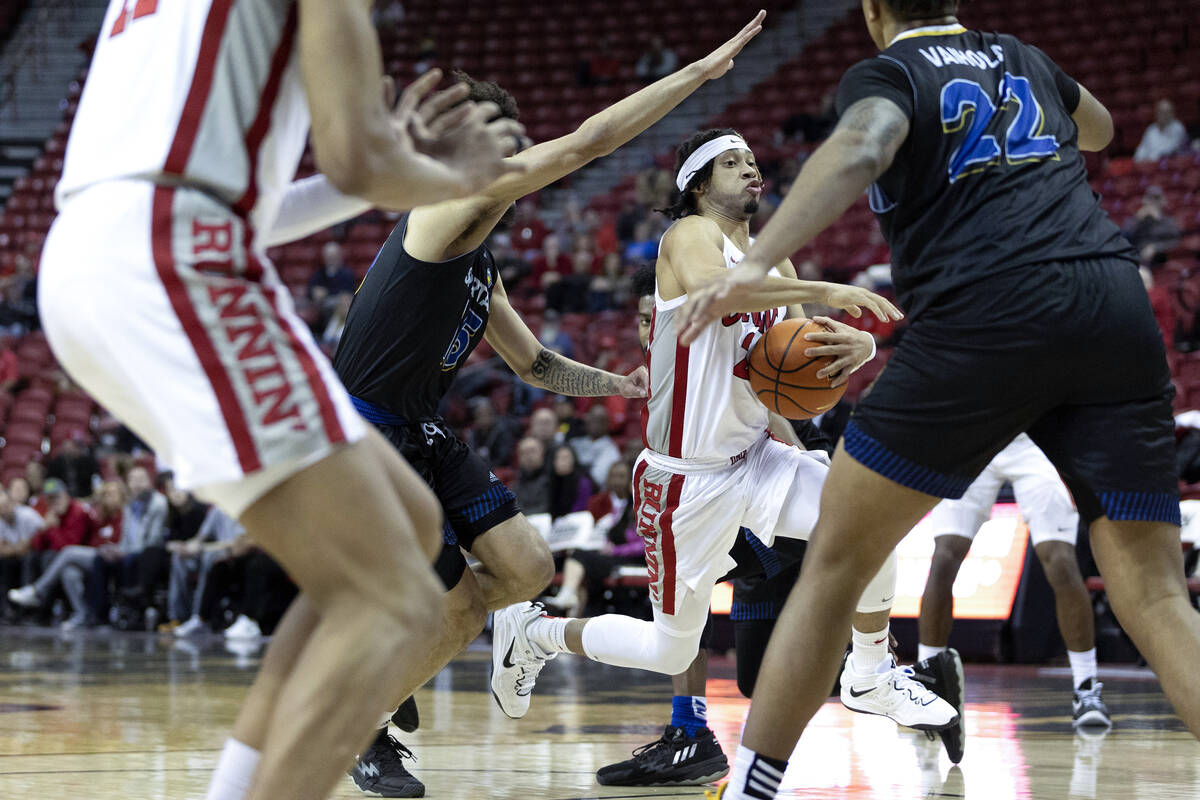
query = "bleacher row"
xmin=0 ymin=1 xmax=1199 ymax=493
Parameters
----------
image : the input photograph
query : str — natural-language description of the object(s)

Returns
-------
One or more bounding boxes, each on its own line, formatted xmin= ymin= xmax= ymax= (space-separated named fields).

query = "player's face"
xmin=705 ymin=148 xmax=761 ymax=219
xmin=638 ymin=295 xmax=654 ymax=351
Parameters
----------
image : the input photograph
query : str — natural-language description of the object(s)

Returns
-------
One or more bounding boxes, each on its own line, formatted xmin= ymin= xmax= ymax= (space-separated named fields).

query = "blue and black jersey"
xmin=835 ymin=25 xmax=1135 ymax=320
xmin=332 ymin=215 xmax=496 ymax=420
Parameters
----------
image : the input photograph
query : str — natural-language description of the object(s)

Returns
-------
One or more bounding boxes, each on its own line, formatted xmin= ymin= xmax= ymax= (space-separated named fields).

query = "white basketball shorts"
xmin=928 ymin=433 xmax=1079 ymax=546
xmin=39 ymin=180 xmax=365 ymax=517
xmin=632 ymin=433 xmax=827 ymax=626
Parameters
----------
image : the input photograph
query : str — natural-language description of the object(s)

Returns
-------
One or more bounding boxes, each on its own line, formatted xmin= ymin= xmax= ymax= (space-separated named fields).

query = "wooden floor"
xmin=0 ymin=627 xmax=1196 ymax=799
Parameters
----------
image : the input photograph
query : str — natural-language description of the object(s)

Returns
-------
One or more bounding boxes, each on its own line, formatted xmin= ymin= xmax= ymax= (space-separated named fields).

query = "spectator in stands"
xmin=24 ymin=461 xmax=46 ymax=500
xmin=588 ymin=252 xmax=627 ymax=312
xmin=0 ymin=340 xmax=17 ymax=395
xmin=7 ymin=477 xmax=31 ymax=507
xmin=199 ymin=544 xmax=297 ymax=638
xmin=168 ymin=504 xmax=247 ymax=636
xmin=87 ymin=466 xmax=168 ymax=625
xmin=7 ymin=480 xmax=123 ymax=629
xmin=164 ymin=483 xmax=208 ymax=548
xmin=22 ymin=479 xmax=91 ymax=579
xmin=489 ymin=232 xmax=532 ymax=288
xmin=636 ymin=36 xmax=678 ymax=83
xmin=545 ymin=461 xmax=640 ymax=615
xmin=623 ymin=218 xmax=663 ymax=263
xmin=635 ymin=168 xmax=674 ymax=210
xmin=548 ymin=444 xmax=594 ymax=519
xmin=570 ymin=405 xmax=622 ymax=487
xmin=465 ymin=397 xmax=516 ymax=469
xmin=319 ymin=292 xmax=353 ymax=352
xmin=46 ymin=431 xmax=100 ymax=498
xmin=511 ymin=199 xmax=549 ymax=255
xmin=531 ymin=234 xmax=572 ymax=291
xmin=617 ymin=201 xmax=649 ymax=243
xmin=539 ymin=310 xmax=576 ymax=359
xmin=780 ymin=90 xmax=837 ymax=144
xmin=1123 ymin=186 xmax=1181 ymax=267
xmin=307 ymin=241 xmax=355 ymax=319
xmin=552 ymin=396 xmax=585 ymax=440
xmin=514 ymin=436 xmax=551 ymax=515
xmin=1134 ymin=99 xmax=1190 ymax=163
xmin=0 ymin=487 xmax=42 ymax=620
xmin=1 ymin=254 xmax=39 ymax=333
xmin=1175 ymin=264 xmax=1200 ymax=353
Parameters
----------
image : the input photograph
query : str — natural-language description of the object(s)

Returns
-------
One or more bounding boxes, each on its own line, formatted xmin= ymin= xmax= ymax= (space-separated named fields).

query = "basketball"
xmin=748 ymin=318 xmax=847 ymax=419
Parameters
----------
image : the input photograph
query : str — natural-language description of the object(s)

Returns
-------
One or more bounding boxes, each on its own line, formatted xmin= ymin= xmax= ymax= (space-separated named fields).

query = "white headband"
xmin=675 ymin=135 xmax=751 ymax=192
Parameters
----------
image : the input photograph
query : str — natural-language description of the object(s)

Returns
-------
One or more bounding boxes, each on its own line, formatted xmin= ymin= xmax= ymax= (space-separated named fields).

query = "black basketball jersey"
xmin=332 ymin=215 xmax=496 ymax=418
xmin=835 ymin=24 xmax=1135 ymax=319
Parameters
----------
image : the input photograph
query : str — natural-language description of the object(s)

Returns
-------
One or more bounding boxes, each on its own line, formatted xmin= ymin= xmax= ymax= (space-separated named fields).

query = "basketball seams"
xmin=749 ymin=317 xmax=846 ymax=419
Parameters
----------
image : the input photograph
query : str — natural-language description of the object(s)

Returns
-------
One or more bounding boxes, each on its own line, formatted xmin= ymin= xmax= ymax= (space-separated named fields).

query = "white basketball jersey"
xmin=643 ymin=234 xmax=786 ymax=462
xmin=57 ymin=0 xmax=308 ymax=245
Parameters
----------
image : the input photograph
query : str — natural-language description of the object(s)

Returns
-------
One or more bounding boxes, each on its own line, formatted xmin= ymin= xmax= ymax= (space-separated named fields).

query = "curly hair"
xmin=656 ymin=127 xmax=744 ymax=220
xmin=632 ymin=265 xmax=656 ymax=299
xmin=450 ymin=69 xmax=520 ymax=121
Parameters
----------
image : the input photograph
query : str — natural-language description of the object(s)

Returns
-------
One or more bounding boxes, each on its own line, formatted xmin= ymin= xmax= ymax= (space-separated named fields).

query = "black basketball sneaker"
xmin=350 ymin=728 xmax=425 ymax=798
xmin=1073 ymin=678 xmax=1112 ymax=728
xmin=597 ymin=725 xmax=729 ymax=786
xmin=912 ymin=648 xmax=965 ymax=764
xmin=392 ymin=696 xmax=420 ymax=733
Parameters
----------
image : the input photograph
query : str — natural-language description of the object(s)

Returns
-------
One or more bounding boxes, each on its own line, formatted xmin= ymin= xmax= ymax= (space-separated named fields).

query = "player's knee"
xmin=1036 ymin=543 xmax=1080 ymax=589
xmin=655 ymin=635 xmax=700 ymax=675
xmin=446 ymin=581 xmax=488 ymax=642
xmin=929 ymin=539 xmax=968 ymax=582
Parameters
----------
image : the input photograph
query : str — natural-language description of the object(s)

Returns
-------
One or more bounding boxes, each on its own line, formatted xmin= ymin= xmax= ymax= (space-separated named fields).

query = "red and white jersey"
xmin=57 ymin=0 xmax=307 ymax=246
xmin=643 ymin=233 xmax=785 ymax=464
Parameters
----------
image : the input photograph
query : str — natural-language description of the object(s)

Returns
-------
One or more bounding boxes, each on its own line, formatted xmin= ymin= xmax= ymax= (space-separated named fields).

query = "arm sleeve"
xmin=835 ymin=57 xmax=915 ymax=121
xmin=261 ymin=175 xmax=373 ymax=249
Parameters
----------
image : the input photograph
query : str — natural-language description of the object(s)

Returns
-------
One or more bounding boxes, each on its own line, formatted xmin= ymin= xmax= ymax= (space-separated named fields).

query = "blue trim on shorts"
xmin=442 ymin=521 xmax=459 ymax=547
xmin=462 ymin=483 xmax=517 ymax=523
xmin=350 ymin=395 xmax=409 ymax=426
xmin=730 ymin=601 xmax=780 ymax=623
xmin=1097 ymin=491 xmax=1181 ymax=525
xmin=741 ymin=527 xmax=783 ymax=579
xmin=843 ymin=420 xmax=973 ymax=498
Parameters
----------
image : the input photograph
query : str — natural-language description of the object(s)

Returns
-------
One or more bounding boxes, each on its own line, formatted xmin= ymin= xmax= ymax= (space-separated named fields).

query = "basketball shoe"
xmin=597 ymin=725 xmax=730 ymax=786
xmin=1072 ymin=679 xmax=1112 ymax=728
xmin=912 ymin=648 xmax=965 ymax=763
xmin=350 ymin=729 xmax=424 ymax=797
xmin=839 ymin=652 xmax=958 ymax=730
xmin=490 ymin=601 xmax=556 ymax=718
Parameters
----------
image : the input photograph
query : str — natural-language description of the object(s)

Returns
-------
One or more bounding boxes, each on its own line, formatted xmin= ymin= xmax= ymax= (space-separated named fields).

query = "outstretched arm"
xmin=483 ymin=277 xmax=647 ymax=398
xmin=475 ymin=11 xmax=765 ymax=206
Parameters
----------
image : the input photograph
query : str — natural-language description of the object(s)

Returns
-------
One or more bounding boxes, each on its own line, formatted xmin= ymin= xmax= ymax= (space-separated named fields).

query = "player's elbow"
xmin=574 ymin=118 xmax=617 ymax=160
xmin=1077 ymin=116 xmax=1114 ymax=152
xmin=834 ymin=130 xmax=892 ymax=180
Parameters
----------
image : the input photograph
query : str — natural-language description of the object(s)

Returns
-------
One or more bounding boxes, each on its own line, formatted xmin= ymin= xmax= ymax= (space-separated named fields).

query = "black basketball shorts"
xmin=847 ymin=257 xmax=1180 ymax=525
xmin=379 ymin=417 xmax=520 ymax=590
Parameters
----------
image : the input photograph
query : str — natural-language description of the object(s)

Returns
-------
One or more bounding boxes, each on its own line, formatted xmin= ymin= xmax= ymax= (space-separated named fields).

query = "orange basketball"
xmin=748 ymin=318 xmax=848 ymax=419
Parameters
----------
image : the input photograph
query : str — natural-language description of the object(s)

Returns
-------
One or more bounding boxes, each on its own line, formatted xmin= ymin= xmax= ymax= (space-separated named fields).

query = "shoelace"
xmin=382 ymin=734 xmax=417 ymax=764
xmin=629 ymin=730 xmax=675 ymax=759
xmin=891 ymin=665 xmax=940 ymax=704
xmin=514 ymin=658 xmax=546 ymax=695
xmin=1076 ymin=681 xmax=1105 ymax=706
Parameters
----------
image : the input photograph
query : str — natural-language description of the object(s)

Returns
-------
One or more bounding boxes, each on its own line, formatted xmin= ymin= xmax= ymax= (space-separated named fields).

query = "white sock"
xmin=850 ymin=626 xmax=890 ymax=674
xmin=918 ymin=643 xmax=946 ymax=663
xmin=724 ymin=744 xmax=788 ymax=800
xmin=204 ymin=738 xmax=260 ymax=800
xmin=1068 ymin=647 xmax=1098 ymax=689
xmin=527 ymin=614 xmax=571 ymax=654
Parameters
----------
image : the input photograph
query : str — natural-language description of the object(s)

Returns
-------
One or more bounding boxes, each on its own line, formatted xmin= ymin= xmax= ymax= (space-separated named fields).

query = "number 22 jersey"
xmin=835 ymin=24 xmax=1135 ymax=320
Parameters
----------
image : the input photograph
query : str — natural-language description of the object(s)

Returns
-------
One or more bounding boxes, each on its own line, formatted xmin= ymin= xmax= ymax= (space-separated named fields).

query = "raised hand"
xmin=695 ymin=10 xmax=766 ymax=80
xmin=386 ymin=69 xmax=529 ymax=194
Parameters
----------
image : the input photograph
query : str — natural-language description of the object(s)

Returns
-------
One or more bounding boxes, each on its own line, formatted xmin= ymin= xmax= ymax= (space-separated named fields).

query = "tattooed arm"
xmin=677 ymin=96 xmax=909 ymax=343
xmin=485 ymin=275 xmax=648 ymax=397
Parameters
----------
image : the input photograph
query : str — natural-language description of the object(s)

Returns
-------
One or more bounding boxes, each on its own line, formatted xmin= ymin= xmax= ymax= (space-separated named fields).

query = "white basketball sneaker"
xmin=490 ymin=602 xmax=556 ymax=719
xmin=840 ymin=653 xmax=959 ymax=730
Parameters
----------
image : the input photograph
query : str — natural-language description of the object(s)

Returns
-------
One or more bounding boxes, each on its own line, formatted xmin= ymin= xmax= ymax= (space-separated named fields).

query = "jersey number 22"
xmin=940 ymin=72 xmax=1059 ymax=183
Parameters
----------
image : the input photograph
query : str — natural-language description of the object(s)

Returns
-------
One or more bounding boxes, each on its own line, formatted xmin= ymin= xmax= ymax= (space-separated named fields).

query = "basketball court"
xmin=0 ymin=627 xmax=1194 ymax=799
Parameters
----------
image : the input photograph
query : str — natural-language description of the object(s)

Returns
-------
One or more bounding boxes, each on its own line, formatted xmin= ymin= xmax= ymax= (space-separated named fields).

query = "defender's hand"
xmin=617 ymin=366 xmax=649 ymax=398
xmin=821 ymin=284 xmax=903 ymax=322
xmin=677 ymin=266 xmax=767 ymax=346
xmin=694 ymin=11 xmax=766 ymax=80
